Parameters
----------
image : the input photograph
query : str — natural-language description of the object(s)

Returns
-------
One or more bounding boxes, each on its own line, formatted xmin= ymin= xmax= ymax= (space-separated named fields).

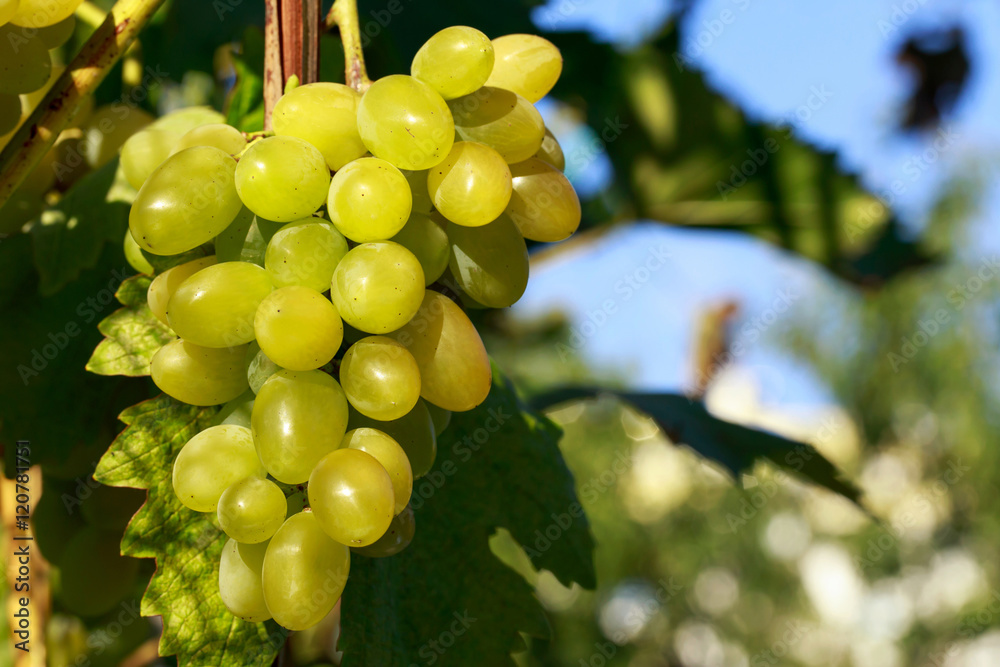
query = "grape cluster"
xmin=128 ymin=27 xmax=579 ymax=631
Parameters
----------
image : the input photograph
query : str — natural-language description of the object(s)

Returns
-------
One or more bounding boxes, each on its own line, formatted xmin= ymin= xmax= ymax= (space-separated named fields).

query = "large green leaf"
xmin=87 ymin=275 xmax=174 ymax=377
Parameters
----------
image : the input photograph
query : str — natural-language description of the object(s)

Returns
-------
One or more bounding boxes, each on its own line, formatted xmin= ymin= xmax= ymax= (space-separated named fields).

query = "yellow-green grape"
xmin=389 ymin=212 xmax=449 ymax=286
xmin=534 ymin=127 xmax=565 ymax=171
xmin=166 ymin=261 xmax=273 ymax=348
xmin=356 ymin=74 xmax=454 ymax=170
xmin=174 ymin=123 xmax=246 ymax=155
xmin=330 ymin=242 xmax=424 ymax=334
xmin=425 ymin=402 xmax=452 ymax=436
xmin=11 ymin=0 xmax=82 ymax=27
xmin=264 ymin=219 xmax=347 ymax=290
xmin=171 ymin=424 xmax=264 ymax=512
xmin=81 ymin=105 xmax=154 ymax=168
xmin=343 ymin=428 xmax=413 ymax=514
xmin=35 ymin=15 xmax=74 ymax=47
xmin=151 ymin=340 xmax=249 ymax=406
xmin=427 ymin=141 xmax=511 ymax=227
xmin=448 ymin=87 xmax=545 ymax=163
xmin=411 ymin=26 xmax=494 ymax=100
xmin=235 ymin=135 xmax=330 ymax=222
xmin=254 ymin=286 xmax=343 ymax=371
xmin=390 ymin=290 xmax=491 ymax=412
xmin=327 ymin=157 xmax=412 ymax=242
xmin=0 ymin=25 xmax=50 ymax=94
xmin=245 ymin=342 xmax=280 ymax=394
xmin=354 ymin=506 xmax=415 ymax=558
xmin=485 ymin=34 xmax=563 ymax=103
xmin=130 ymin=146 xmax=242 ymax=255
xmin=217 ymin=477 xmax=287 ymax=544
xmin=216 ymin=389 xmax=255 ymax=428
xmin=0 ymin=93 xmax=19 ymax=135
xmin=447 ymin=213 xmax=529 ymax=307
xmin=146 ymin=255 xmax=217 ymax=325
xmin=273 ymin=82 xmax=366 ymax=170
xmin=261 ymin=512 xmax=350 ymax=631
xmin=349 ymin=400 xmax=436 ymax=479
xmin=123 ymin=229 xmax=154 ymax=274
xmin=56 ymin=527 xmax=139 ymax=618
xmin=506 ymin=157 xmax=580 ymax=242
xmin=339 ymin=336 xmax=420 ymax=421
xmin=216 ymin=208 xmax=283 ymax=266
xmin=309 ymin=448 xmax=394 ymax=547
xmin=401 ymin=169 xmax=432 ymax=214
xmin=120 ymin=128 xmax=181 ymax=190
xmin=0 ymin=0 xmax=18 ymax=26
xmin=252 ymin=369 xmax=349 ymax=484
xmin=219 ymin=539 xmax=270 ymax=622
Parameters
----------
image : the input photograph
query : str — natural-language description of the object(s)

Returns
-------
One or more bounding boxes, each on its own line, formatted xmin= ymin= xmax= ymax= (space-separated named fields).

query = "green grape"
xmin=0 ymin=0 xmax=17 ymax=25
xmin=349 ymin=400 xmax=437 ymax=479
xmin=56 ymin=527 xmax=139 ymax=618
xmin=219 ymin=539 xmax=270 ymax=622
xmin=123 ymin=229 xmax=154 ymax=274
xmin=273 ymin=82 xmax=366 ymax=170
xmin=0 ymin=93 xmax=19 ymax=135
xmin=401 ymin=169 xmax=432 ymax=214
xmin=31 ymin=479 xmax=85 ymax=563
xmin=146 ymin=255 xmax=217 ymax=325
xmin=285 ymin=490 xmax=308 ymax=516
xmin=390 ymin=212 xmax=449 ymax=286
xmin=308 ymin=448 xmax=394 ymax=547
xmin=80 ymin=483 xmax=144 ymax=530
xmin=254 ymin=286 xmax=343 ymax=371
xmin=534 ymin=127 xmax=565 ymax=171
xmin=447 ymin=213 xmax=529 ymax=307
xmin=151 ymin=340 xmax=249 ymax=406
xmin=485 ymin=34 xmax=563 ymax=103
xmin=35 ymin=15 xmax=74 ymax=47
xmin=411 ymin=26 xmax=494 ymax=100
xmin=252 ymin=369 xmax=349 ymax=484
xmin=353 ymin=506 xmax=415 ymax=558
xmin=215 ymin=207 xmax=283 ymax=266
xmin=172 ymin=424 xmax=264 ymax=512
xmin=331 ymin=242 xmax=424 ymax=334
xmin=174 ymin=123 xmax=246 ymax=155
xmin=343 ymin=428 xmax=413 ymax=514
xmin=427 ymin=141 xmax=511 ymax=227
xmin=339 ymin=336 xmax=421 ymax=421
xmin=448 ymin=87 xmax=545 ymax=164
xmin=166 ymin=261 xmax=273 ymax=348
xmin=244 ymin=342 xmax=280 ymax=394
xmin=234 ymin=135 xmax=330 ymax=222
xmin=327 ymin=157 xmax=412 ymax=242
xmin=356 ymin=74 xmax=454 ymax=170
xmin=506 ymin=157 xmax=580 ymax=242
xmin=265 ymin=219 xmax=348 ymax=290
xmin=0 ymin=25 xmax=50 ymax=94
xmin=120 ymin=128 xmax=180 ymax=190
xmin=215 ymin=389 xmax=255 ymax=428
xmin=11 ymin=0 xmax=82 ymax=27
xmin=262 ymin=512 xmax=350 ymax=631
xmin=82 ymin=104 xmax=153 ymax=168
xmin=130 ymin=146 xmax=242 ymax=255
xmin=217 ymin=477 xmax=287 ymax=544
xmin=425 ymin=402 xmax=452 ymax=436
xmin=390 ymin=290 xmax=491 ymax=412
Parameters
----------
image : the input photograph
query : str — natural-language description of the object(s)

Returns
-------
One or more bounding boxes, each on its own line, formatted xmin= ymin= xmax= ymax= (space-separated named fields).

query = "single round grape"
xmin=273 ymin=82 xmax=366 ymax=170
xmin=174 ymin=123 xmax=246 ymax=155
xmin=35 ymin=15 xmax=74 ymax=47
xmin=343 ymin=428 xmax=413 ymax=514
xmin=252 ymin=369 xmax=348 ymax=484
xmin=309 ymin=448 xmax=394 ymax=547
xmin=339 ymin=336 xmax=420 ymax=422
xmin=485 ymin=34 xmax=563 ymax=103
xmin=390 ymin=212 xmax=449 ymax=286
xmin=82 ymin=105 xmax=154 ymax=168
xmin=353 ymin=506 xmax=415 ymax=558
xmin=349 ymin=400 xmax=437 ymax=479
xmin=130 ymin=146 xmax=242 ymax=255
xmin=171 ymin=424 xmax=264 ymax=512
xmin=265 ymin=219 xmax=348 ymax=291
xmin=411 ymin=26 xmax=494 ymax=100
xmin=151 ymin=340 xmax=249 ymax=406
xmin=506 ymin=157 xmax=580 ymax=242
xmin=215 ymin=389 xmax=255 ymax=428
xmin=0 ymin=0 xmax=18 ymax=26
xmin=390 ymin=290 xmax=491 ymax=412
xmin=401 ymin=169 xmax=432 ymax=214
xmin=146 ymin=255 xmax=217 ymax=325
xmin=427 ymin=141 xmax=512 ymax=227
xmin=216 ymin=208 xmax=283 ymax=266
xmin=124 ymin=229 xmax=154 ymax=274
xmin=328 ymin=157 xmax=412 ymax=242
xmin=166 ymin=261 xmax=273 ymax=348
xmin=425 ymin=402 xmax=452 ymax=436
xmin=120 ymin=128 xmax=181 ymax=190
xmin=217 ymin=477 xmax=287 ymax=544
xmin=534 ymin=127 xmax=565 ymax=171
xmin=262 ymin=512 xmax=350 ymax=631
xmin=0 ymin=25 xmax=50 ymax=94
xmin=219 ymin=538 xmax=270 ymax=622
xmin=55 ymin=527 xmax=139 ymax=618
xmin=244 ymin=342 xmax=280 ymax=394
xmin=448 ymin=87 xmax=545 ymax=164
xmin=356 ymin=74 xmax=454 ymax=170
xmin=11 ymin=0 xmax=82 ymax=27
xmin=330 ymin=242 xmax=424 ymax=334
xmin=447 ymin=213 xmax=529 ymax=307
xmin=254 ymin=286 xmax=343 ymax=371
xmin=235 ymin=136 xmax=330 ymax=222
xmin=0 ymin=93 xmax=19 ymax=135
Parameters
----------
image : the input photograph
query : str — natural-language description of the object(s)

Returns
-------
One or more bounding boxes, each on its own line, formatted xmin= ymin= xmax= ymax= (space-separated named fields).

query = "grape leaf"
xmin=94 ymin=395 xmax=286 ymax=666
xmin=87 ymin=275 xmax=173 ymax=377
xmin=340 ymin=367 xmax=596 ymax=666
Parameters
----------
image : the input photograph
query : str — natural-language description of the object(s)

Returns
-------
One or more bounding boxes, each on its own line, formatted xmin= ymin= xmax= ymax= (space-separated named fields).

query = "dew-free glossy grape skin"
xmin=339 ymin=337 xmax=421 ymax=421
xmin=151 ymin=340 xmax=249 ymax=406
xmin=216 ymin=389 xmax=255 ymax=428
xmin=235 ymin=136 xmax=330 ymax=222
xmin=147 ymin=255 xmax=217 ymax=325
xmin=0 ymin=0 xmax=18 ymax=26
xmin=0 ymin=25 xmax=50 ymax=94
xmin=309 ymin=448 xmax=395 ymax=547
xmin=348 ymin=401 xmax=437 ymax=478
xmin=485 ymin=34 xmax=563 ymax=103
xmin=390 ymin=291 xmax=491 ymax=412
xmin=245 ymin=342 xmax=280 ymax=394
xmin=174 ymin=123 xmax=246 ymax=155
xmin=216 ymin=208 xmax=283 ymax=266
xmin=166 ymin=262 xmax=273 ymax=348
xmin=252 ymin=370 xmax=349 ymax=484
xmin=265 ymin=220 xmax=348 ymax=291
xmin=171 ymin=425 xmax=264 ymax=512
xmin=448 ymin=87 xmax=545 ymax=164
xmin=330 ymin=242 xmax=425 ymax=334
xmin=534 ymin=128 xmax=565 ymax=171
xmin=343 ymin=428 xmax=414 ymax=514
xmin=447 ymin=213 xmax=529 ymax=307
xmin=328 ymin=157 xmax=412 ymax=242
xmin=262 ymin=512 xmax=350 ymax=631
xmin=130 ymin=146 xmax=243 ymax=255
xmin=357 ymin=75 xmax=455 ymax=170
xmin=354 ymin=506 xmax=415 ymax=558
xmin=11 ymin=0 xmax=83 ymax=27
xmin=217 ymin=477 xmax=287 ymax=544
xmin=506 ymin=157 xmax=580 ymax=242
xmin=273 ymin=82 xmax=366 ymax=170
xmin=219 ymin=539 xmax=271 ymax=622
xmin=120 ymin=128 xmax=180 ymax=190
xmin=390 ymin=212 xmax=450 ymax=285
xmin=427 ymin=142 xmax=512 ymax=227
xmin=254 ymin=286 xmax=343 ymax=371
xmin=124 ymin=230 xmax=154 ymax=274
xmin=411 ymin=26 xmax=494 ymax=100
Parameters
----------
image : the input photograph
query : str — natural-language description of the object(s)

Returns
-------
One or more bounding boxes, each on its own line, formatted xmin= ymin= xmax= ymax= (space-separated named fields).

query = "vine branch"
xmin=327 ymin=0 xmax=371 ymax=93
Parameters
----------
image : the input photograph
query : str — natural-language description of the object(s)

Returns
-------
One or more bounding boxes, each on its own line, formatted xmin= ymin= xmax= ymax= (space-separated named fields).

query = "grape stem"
xmin=327 ymin=0 xmax=372 ymax=93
